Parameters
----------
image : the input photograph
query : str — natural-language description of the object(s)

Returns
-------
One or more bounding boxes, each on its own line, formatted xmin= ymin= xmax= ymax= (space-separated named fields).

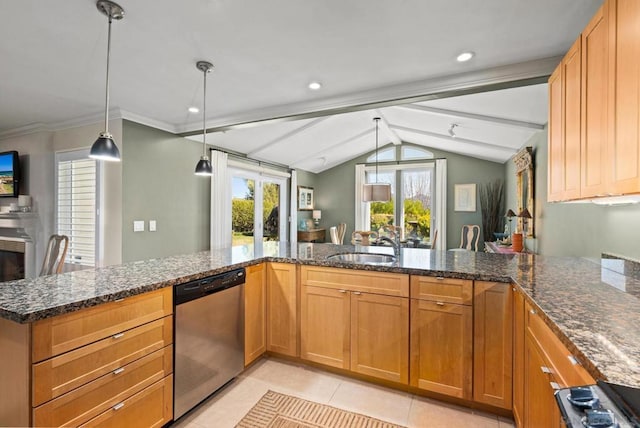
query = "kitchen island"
xmin=1 ymin=243 xmax=639 ymax=426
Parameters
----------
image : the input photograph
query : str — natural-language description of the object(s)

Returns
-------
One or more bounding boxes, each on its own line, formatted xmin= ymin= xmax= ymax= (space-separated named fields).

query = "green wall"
xmin=314 ymin=144 xmax=506 ymax=249
xmin=122 ymin=121 xmax=211 ymax=262
xmin=505 ymin=127 xmax=640 ymax=259
xmin=296 ymin=169 xmax=318 ymax=226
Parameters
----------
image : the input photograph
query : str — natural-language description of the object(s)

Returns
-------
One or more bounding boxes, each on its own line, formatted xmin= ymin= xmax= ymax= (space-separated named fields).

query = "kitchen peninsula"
xmin=1 ymin=243 xmax=639 ymax=427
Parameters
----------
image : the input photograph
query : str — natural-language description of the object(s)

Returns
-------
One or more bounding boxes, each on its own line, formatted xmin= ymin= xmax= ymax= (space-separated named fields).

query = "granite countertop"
xmin=1 ymin=242 xmax=639 ymax=388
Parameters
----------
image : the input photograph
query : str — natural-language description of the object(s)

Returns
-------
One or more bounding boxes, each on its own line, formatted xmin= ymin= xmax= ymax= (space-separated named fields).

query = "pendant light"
xmin=363 ymin=118 xmax=391 ymax=202
xmin=194 ymin=61 xmax=214 ymax=176
xmin=90 ymin=0 xmax=124 ymax=162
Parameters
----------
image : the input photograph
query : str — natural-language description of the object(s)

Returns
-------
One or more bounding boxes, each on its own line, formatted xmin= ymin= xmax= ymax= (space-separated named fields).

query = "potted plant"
xmin=479 ymin=180 xmax=505 ymax=243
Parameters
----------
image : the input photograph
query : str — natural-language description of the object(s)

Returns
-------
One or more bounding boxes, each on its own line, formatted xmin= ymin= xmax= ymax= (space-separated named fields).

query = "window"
xmin=366 ymin=146 xmax=395 ymax=163
xmin=401 ymin=146 xmax=433 ymax=160
xmin=56 ymin=150 xmax=99 ymax=267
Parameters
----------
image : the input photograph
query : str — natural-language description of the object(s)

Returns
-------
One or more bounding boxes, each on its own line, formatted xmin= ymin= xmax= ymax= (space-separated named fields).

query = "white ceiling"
xmin=0 ymin=0 xmax=602 ymax=166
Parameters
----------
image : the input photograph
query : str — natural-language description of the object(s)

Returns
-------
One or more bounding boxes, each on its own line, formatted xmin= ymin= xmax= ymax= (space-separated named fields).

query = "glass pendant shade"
xmin=90 ymin=132 xmax=121 ymax=161
xmin=363 ymin=183 xmax=392 ymax=202
xmin=194 ymin=156 xmax=213 ymax=176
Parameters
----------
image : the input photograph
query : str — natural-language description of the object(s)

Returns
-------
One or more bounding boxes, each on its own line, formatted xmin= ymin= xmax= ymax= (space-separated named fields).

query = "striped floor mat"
xmin=236 ymin=390 xmax=406 ymax=428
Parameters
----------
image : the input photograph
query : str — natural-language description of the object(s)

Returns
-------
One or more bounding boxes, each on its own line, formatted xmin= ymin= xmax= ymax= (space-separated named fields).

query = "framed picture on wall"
xmin=454 ymin=183 xmax=476 ymax=212
xmin=297 ymin=186 xmax=314 ymax=211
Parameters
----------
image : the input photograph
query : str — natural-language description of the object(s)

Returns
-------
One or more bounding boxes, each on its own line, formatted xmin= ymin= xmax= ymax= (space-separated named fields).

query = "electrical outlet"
xmin=149 ymin=220 xmax=157 ymax=232
xmin=133 ymin=220 xmax=145 ymax=232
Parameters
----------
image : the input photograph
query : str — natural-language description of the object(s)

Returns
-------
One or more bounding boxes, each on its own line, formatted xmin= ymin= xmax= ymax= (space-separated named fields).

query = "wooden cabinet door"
xmin=524 ymin=335 xmax=560 ymax=428
xmin=245 ymin=264 xmax=266 ymax=366
xmin=266 ymin=263 xmax=298 ymax=357
xmin=581 ymin=1 xmax=611 ymax=198
xmin=409 ymin=299 xmax=472 ymax=399
xmin=350 ymin=293 xmax=409 ymax=384
xmin=300 ymin=286 xmax=350 ymax=369
xmin=548 ymin=64 xmax=565 ymax=202
xmin=610 ymin=0 xmax=640 ymax=194
xmin=512 ymin=287 xmax=525 ymax=428
xmin=563 ymin=38 xmax=583 ymax=200
xmin=473 ymin=281 xmax=513 ymax=410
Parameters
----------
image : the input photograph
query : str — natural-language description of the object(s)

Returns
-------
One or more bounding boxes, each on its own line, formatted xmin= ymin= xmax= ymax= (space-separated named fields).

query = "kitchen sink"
xmin=326 ymin=252 xmax=397 ymax=265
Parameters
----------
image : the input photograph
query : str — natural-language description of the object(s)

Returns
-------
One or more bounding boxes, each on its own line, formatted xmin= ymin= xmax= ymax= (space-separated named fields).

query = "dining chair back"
xmin=40 ymin=234 xmax=69 ymax=276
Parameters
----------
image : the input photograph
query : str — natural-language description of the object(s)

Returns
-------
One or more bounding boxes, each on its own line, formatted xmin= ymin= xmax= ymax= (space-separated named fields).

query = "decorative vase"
xmin=512 ymin=233 xmax=523 ymax=252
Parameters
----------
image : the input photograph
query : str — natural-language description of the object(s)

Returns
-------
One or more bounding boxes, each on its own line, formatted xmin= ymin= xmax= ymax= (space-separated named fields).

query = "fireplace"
xmin=0 ymin=239 xmax=26 ymax=281
xmin=0 ymin=213 xmax=38 ymax=281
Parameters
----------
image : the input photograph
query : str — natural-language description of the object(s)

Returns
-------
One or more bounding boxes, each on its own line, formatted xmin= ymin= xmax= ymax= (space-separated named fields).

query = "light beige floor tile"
xmin=408 ymin=396 xmax=499 ymax=428
xmin=328 ymin=378 xmax=412 ymax=426
xmin=179 ymin=376 xmax=271 ymax=428
xmin=498 ymin=416 xmax=516 ymax=428
xmin=243 ymin=357 xmax=343 ymax=403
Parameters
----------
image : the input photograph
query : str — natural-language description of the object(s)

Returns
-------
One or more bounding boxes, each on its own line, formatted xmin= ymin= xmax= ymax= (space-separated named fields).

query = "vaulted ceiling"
xmin=0 ymin=1 xmax=601 ymax=166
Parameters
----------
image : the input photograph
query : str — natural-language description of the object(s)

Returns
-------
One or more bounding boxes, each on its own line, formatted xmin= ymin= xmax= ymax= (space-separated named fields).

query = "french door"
xmin=230 ymin=168 xmax=287 ymax=246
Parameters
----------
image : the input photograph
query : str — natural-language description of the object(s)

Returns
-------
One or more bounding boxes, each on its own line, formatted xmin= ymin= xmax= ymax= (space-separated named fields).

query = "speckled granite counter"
xmin=1 ymin=242 xmax=639 ymax=389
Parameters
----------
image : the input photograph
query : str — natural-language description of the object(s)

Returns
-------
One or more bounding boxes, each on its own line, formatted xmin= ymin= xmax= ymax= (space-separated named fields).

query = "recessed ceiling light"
xmin=188 ymin=106 xmax=199 ymax=113
xmin=308 ymin=81 xmax=322 ymax=90
xmin=456 ymin=51 xmax=475 ymax=62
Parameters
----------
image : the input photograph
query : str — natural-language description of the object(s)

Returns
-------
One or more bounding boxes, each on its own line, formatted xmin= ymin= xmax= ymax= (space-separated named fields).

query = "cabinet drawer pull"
xmin=353 ymin=291 xmax=362 ymax=295
xmin=113 ymin=367 xmax=125 ymax=375
xmin=436 ymin=301 xmax=445 ymax=306
xmin=112 ymin=333 xmax=125 ymax=339
xmin=436 ymin=277 xmax=445 ymax=280
xmin=550 ymin=382 xmax=561 ymax=390
xmin=338 ymin=289 xmax=347 ymax=293
xmin=113 ymin=402 xmax=125 ymax=411
xmin=568 ymin=355 xmax=579 ymax=365
xmin=114 ymin=298 xmax=125 ymax=303
xmin=530 ymin=309 xmax=537 ymax=315
xmin=541 ymin=366 xmax=552 ymax=374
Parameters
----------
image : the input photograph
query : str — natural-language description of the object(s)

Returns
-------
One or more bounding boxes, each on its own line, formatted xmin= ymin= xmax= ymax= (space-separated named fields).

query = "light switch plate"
xmin=133 ymin=220 xmax=145 ymax=232
xmin=149 ymin=220 xmax=157 ymax=232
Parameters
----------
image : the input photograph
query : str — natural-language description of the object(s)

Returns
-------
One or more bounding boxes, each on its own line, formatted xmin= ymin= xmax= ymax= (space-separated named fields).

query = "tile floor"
xmin=172 ymin=357 xmax=516 ymax=428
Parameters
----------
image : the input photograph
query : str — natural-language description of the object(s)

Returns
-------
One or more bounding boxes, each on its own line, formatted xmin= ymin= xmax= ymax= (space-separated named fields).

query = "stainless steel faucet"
xmin=376 ymin=235 xmax=401 ymax=256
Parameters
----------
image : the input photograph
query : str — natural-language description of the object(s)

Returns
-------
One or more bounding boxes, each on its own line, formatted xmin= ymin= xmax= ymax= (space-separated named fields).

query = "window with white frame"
xmin=55 ymin=150 xmax=100 ymax=267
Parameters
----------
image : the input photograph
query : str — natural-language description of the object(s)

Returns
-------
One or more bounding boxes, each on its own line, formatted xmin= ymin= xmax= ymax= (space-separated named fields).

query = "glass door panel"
xmin=262 ymin=182 xmax=281 ymax=242
xmin=366 ymin=171 xmax=395 ymax=234
xmin=231 ymin=176 xmax=255 ymax=246
xmin=401 ymin=168 xmax=433 ymax=245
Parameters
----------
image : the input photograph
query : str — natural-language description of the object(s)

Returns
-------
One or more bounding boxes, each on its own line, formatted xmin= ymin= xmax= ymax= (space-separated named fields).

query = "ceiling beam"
xmin=247 ymin=116 xmax=329 ymax=156
xmin=177 ymin=56 xmax=558 ymax=136
xmin=394 ymin=104 xmax=545 ymax=130
xmin=289 ymin=128 xmax=372 ymax=168
xmin=389 ymin=124 xmax=517 ymax=154
xmin=374 ymin=109 xmax=402 ymax=145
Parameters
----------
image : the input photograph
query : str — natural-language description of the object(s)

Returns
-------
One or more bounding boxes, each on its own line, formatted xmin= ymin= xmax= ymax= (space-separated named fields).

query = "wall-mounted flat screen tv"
xmin=0 ymin=151 xmax=20 ymax=198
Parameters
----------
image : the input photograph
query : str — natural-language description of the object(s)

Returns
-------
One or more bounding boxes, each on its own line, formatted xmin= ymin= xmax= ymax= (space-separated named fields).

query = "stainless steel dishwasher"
xmin=174 ymin=268 xmax=245 ymax=420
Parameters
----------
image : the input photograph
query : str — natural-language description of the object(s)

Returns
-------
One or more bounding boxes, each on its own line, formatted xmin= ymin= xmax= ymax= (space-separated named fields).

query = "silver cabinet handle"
xmin=113 ymin=402 xmax=124 ymax=411
xmin=353 ymin=291 xmax=362 ymax=295
xmin=113 ymin=367 xmax=125 ymax=375
xmin=112 ymin=333 xmax=124 ymax=339
xmin=530 ymin=309 xmax=537 ymax=315
xmin=436 ymin=277 xmax=445 ymax=280
xmin=114 ymin=298 xmax=125 ymax=303
xmin=338 ymin=289 xmax=347 ymax=293
xmin=436 ymin=301 xmax=445 ymax=306
xmin=541 ymin=366 xmax=552 ymax=374
xmin=550 ymin=382 xmax=561 ymax=390
xmin=568 ymin=355 xmax=579 ymax=365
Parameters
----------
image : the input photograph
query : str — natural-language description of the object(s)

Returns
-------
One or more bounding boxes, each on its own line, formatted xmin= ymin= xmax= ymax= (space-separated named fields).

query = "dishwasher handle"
xmin=175 ymin=268 xmax=245 ymax=305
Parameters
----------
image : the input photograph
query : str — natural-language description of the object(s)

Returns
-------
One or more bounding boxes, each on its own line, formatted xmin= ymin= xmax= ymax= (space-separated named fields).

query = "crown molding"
xmin=0 ymin=109 xmax=179 ymax=141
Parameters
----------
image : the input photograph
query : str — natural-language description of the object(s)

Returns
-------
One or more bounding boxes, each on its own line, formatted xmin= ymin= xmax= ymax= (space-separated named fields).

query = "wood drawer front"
xmin=410 ymin=276 xmax=472 ymax=305
xmin=525 ymin=302 xmax=595 ymax=387
xmin=34 ymin=346 xmax=172 ymax=428
xmin=79 ymin=375 xmax=173 ymax=428
xmin=32 ymin=287 xmax=173 ymax=362
xmin=301 ymin=265 xmax=409 ymax=297
xmin=33 ymin=316 xmax=172 ymax=406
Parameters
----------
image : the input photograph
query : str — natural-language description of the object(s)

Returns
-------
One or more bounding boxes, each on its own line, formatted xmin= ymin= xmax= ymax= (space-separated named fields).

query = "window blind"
xmin=56 ymin=158 xmax=96 ymax=267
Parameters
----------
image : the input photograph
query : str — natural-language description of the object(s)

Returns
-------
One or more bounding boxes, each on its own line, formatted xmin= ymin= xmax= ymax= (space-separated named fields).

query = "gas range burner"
xmin=556 ymin=382 xmax=640 ymax=428
xmin=581 ymin=408 xmax=618 ymax=428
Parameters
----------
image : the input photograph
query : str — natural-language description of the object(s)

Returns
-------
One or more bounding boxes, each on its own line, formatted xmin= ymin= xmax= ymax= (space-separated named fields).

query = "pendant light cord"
xmin=374 ymin=118 xmax=380 ymax=183
xmin=202 ymin=67 xmax=207 ymax=157
xmin=104 ymin=14 xmax=112 ymax=135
